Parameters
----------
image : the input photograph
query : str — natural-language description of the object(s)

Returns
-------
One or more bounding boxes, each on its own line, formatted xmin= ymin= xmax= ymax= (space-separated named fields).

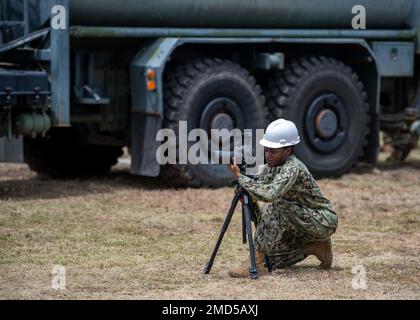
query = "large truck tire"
xmin=265 ymin=56 xmax=370 ymax=178
xmin=24 ymin=129 xmax=123 ymax=178
xmin=161 ymin=58 xmax=267 ymax=187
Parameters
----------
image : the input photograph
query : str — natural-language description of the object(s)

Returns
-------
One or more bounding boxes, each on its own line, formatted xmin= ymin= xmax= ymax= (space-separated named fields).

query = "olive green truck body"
xmin=0 ymin=0 xmax=419 ymax=186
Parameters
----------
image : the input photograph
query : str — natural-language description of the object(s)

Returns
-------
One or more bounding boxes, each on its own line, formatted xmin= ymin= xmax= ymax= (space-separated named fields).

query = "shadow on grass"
xmin=376 ymin=159 xmax=420 ymax=171
xmin=273 ymin=265 xmax=345 ymax=275
xmin=1 ymin=152 xmax=420 ymax=201
xmin=0 ymin=166 xmax=177 ymax=201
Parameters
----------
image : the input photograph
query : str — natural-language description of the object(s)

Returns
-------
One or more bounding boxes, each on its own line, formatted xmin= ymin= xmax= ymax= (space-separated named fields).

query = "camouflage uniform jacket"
xmin=239 ymin=155 xmax=335 ymax=211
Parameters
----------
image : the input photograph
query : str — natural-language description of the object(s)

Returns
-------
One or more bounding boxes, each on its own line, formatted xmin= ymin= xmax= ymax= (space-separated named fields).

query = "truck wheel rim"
xmin=200 ymin=97 xmax=244 ymax=130
xmin=305 ymin=93 xmax=348 ymax=153
xmin=200 ymin=97 xmax=244 ymax=147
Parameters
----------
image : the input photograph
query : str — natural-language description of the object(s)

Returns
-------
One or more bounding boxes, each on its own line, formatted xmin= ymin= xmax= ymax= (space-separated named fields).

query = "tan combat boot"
xmin=304 ymin=238 xmax=333 ymax=269
xmin=229 ymin=251 xmax=268 ymax=278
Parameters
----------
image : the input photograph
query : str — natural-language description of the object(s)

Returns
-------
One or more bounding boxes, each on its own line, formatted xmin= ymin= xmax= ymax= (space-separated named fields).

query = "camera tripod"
xmin=203 ymin=181 xmax=261 ymax=279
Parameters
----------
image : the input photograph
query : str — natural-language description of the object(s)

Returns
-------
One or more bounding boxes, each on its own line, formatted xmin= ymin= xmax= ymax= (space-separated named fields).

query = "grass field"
xmin=0 ymin=149 xmax=419 ymax=300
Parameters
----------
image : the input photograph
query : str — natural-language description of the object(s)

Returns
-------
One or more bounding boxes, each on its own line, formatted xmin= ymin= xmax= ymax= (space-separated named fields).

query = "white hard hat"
xmin=259 ymin=119 xmax=301 ymax=149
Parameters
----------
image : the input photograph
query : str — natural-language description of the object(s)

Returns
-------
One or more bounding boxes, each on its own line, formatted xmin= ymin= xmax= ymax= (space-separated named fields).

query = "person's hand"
xmin=229 ymin=158 xmax=241 ymax=178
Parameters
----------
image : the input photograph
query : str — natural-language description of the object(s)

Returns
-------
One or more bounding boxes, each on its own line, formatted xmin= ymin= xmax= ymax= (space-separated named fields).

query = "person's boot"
xmin=304 ymin=238 xmax=333 ymax=269
xmin=229 ymin=251 xmax=268 ymax=278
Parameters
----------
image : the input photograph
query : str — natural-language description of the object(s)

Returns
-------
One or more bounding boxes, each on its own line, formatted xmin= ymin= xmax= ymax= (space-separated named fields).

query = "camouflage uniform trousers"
xmin=253 ymin=199 xmax=338 ymax=269
xmin=389 ymin=131 xmax=419 ymax=162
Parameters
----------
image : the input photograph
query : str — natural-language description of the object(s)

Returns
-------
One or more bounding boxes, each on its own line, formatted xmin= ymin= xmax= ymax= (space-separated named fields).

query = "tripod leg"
xmin=243 ymin=194 xmax=259 ymax=279
xmin=203 ymin=194 xmax=241 ymax=275
xmin=242 ymin=207 xmax=247 ymax=244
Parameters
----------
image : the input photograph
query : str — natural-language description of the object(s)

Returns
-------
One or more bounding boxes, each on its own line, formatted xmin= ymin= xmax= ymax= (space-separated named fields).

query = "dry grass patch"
xmin=0 ymin=149 xmax=419 ymax=299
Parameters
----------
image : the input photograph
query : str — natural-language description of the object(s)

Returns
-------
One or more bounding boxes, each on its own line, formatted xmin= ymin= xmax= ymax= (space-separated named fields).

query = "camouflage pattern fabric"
xmin=238 ymin=155 xmax=338 ymax=269
xmin=388 ymin=130 xmax=418 ymax=162
xmin=386 ymin=109 xmax=420 ymax=162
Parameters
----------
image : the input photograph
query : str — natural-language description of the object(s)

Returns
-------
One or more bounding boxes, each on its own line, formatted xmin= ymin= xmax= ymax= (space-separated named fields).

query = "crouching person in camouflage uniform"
xmin=229 ymin=119 xmax=338 ymax=278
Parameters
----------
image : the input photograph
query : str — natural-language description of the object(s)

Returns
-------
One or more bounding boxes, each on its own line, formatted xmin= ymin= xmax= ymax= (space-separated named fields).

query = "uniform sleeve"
xmin=238 ymin=163 xmax=300 ymax=202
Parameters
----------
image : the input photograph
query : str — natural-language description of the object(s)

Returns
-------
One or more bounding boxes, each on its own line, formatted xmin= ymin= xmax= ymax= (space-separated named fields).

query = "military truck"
xmin=0 ymin=0 xmax=419 ymax=186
